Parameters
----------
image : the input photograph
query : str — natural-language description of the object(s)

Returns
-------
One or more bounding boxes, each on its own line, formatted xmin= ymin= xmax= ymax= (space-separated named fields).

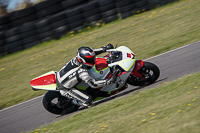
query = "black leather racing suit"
xmin=57 ymin=47 xmax=112 ymax=106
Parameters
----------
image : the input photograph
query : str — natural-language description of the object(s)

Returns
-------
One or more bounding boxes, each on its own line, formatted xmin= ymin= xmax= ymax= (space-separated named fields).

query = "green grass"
xmin=28 ymin=72 xmax=200 ymax=133
xmin=0 ymin=0 xmax=200 ymax=110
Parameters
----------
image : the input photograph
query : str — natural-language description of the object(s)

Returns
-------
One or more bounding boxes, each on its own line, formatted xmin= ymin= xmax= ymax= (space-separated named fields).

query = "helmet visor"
xmin=84 ymin=56 xmax=96 ymax=65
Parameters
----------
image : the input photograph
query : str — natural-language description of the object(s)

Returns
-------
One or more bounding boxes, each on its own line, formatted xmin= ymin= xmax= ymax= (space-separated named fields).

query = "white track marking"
xmin=144 ymin=41 xmax=200 ymax=61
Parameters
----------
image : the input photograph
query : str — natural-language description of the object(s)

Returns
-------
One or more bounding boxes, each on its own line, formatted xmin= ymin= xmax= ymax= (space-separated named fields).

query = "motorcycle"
xmin=30 ymin=46 xmax=160 ymax=115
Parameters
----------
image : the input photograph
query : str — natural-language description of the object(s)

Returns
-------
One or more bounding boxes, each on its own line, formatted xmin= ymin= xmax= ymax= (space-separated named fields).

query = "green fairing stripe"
xmin=128 ymin=59 xmax=136 ymax=71
xmin=94 ymin=65 xmax=109 ymax=73
xmin=118 ymin=59 xmax=135 ymax=71
xmin=76 ymin=86 xmax=87 ymax=91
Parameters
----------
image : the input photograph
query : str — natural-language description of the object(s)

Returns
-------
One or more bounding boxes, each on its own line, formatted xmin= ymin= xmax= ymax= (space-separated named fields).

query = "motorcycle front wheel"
xmin=127 ymin=61 xmax=160 ymax=86
xmin=42 ymin=91 xmax=79 ymax=115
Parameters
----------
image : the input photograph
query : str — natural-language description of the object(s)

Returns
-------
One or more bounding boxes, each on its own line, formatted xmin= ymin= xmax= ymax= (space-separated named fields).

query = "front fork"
xmin=131 ymin=60 xmax=144 ymax=79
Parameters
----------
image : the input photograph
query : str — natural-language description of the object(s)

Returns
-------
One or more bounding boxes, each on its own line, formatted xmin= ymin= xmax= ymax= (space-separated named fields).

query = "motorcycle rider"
xmin=56 ymin=43 xmax=117 ymax=107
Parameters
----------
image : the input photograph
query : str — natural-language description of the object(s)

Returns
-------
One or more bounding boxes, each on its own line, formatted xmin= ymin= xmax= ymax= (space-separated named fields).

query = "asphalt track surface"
xmin=0 ymin=41 xmax=200 ymax=133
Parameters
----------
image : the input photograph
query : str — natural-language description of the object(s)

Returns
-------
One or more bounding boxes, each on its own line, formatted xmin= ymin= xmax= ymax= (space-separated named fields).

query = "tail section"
xmin=30 ymin=71 xmax=58 ymax=91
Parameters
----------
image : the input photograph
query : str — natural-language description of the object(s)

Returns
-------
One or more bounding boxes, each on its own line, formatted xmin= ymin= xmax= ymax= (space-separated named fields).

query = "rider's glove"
xmin=101 ymin=43 xmax=114 ymax=52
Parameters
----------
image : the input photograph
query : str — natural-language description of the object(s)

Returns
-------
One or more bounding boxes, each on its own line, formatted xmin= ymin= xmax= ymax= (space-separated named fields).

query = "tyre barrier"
xmin=0 ymin=0 xmax=179 ymax=56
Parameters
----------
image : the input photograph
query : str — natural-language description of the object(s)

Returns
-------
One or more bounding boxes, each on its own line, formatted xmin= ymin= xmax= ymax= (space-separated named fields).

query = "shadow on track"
xmin=93 ymin=77 xmax=167 ymax=106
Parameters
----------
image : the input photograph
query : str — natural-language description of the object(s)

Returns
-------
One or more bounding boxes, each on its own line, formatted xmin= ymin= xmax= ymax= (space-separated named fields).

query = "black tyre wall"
xmin=0 ymin=41 xmax=4 ymax=47
xmin=34 ymin=18 xmax=53 ymax=43
xmin=119 ymin=4 xmax=135 ymax=13
xmin=0 ymin=15 xmax=11 ymax=31
xmin=4 ymin=27 xmax=20 ymax=38
xmin=22 ymin=35 xmax=39 ymax=45
xmin=65 ymin=7 xmax=82 ymax=18
xmin=23 ymin=42 xmax=38 ymax=49
xmin=66 ymin=14 xmax=83 ymax=24
xmin=0 ymin=32 xmax=6 ymax=55
xmin=47 ymin=3 xmax=64 ymax=15
xmin=50 ymin=19 xmax=67 ymax=29
xmin=36 ymin=26 xmax=52 ymax=34
xmin=0 ymin=23 xmax=11 ymax=31
xmin=0 ymin=46 xmax=5 ymax=56
xmin=6 ymin=35 xmax=23 ymax=54
xmin=102 ymin=9 xmax=119 ymax=23
xmin=83 ymin=8 xmax=101 ymax=20
xmin=34 ymin=0 xmax=64 ymax=18
xmin=81 ymin=1 xmax=102 ymax=25
xmin=34 ymin=0 xmax=61 ymax=10
xmin=62 ymin=0 xmax=88 ymax=9
xmin=121 ymin=11 xmax=134 ymax=19
xmin=102 ymin=9 xmax=117 ymax=18
xmin=38 ymin=31 xmax=53 ymax=39
xmin=0 ymin=32 xmax=4 ymax=40
xmin=21 ymin=30 xmax=37 ymax=38
xmin=84 ymin=14 xmax=102 ymax=23
xmin=0 ymin=14 xmax=10 ymax=25
xmin=135 ymin=0 xmax=149 ymax=8
xmin=34 ymin=18 xmax=50 ymax=28
xmin=9 ymin=6 xmax=36 ymax=28
xmin=7 ymin=40 xmax=23 ymax=54
xmin=98 ymin=0 xmax=115 ymax=6
xmin=53 ymin=26 xmax=68 ymax=39
xmin=136 ymin=4 xmax=150 ymax=13
xmin=36 ymin=9 xmax=48 ymax=18
xmin=104 ymin=15 xmax=118 ymax=24
xmin=99 ymin=3 xmax=116 ymax=12
xmin=98 ymin=0 xmax=116 ymax=24
xmin=68 ymin=20 xmax=84 ymax=29
xmin=6 ymin=35 xmax=21 ymax=44
xmin=19 ymin=21 xmax=36 ymax=33
xmin=49 ymin=11 xmax=66 ymax=23
xmin=81 ymin=1 xmax=99 ymax=12
xmin=9 ymin=6 xmax=36 ymax=20
xmin=116 ymin=0 xmax=135 ymax=8
xmin=11 ymin=14 xmax=37 ymax=27
xmin=0 ymin=40 xmax=5 ymax=56
xmin=70 ymin=26 xmax=83 ymax=33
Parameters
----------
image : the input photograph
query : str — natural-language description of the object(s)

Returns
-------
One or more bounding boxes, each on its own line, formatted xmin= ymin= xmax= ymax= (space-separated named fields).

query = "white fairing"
xmin=107 ymin=46 xmax=135 ymax=71
xmin=76 ymin=46 xmax=136 ymax=93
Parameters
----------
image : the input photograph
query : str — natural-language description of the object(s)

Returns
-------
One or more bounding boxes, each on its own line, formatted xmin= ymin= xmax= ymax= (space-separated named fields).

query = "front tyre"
xmin=127 ymin=62 xmax=160 ymax=86
xmin=43 ymin=91 xmax=79 ymax=115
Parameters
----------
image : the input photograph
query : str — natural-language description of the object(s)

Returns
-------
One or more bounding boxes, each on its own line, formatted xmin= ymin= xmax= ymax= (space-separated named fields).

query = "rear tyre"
xmin=127 ymin=62 xmax=160 ymax=86
xmin=43 ymin=91 xmax=79 ymax=115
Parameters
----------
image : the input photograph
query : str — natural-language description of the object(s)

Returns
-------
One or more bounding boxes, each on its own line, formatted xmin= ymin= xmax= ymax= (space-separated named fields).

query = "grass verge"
xmin=0 ymin=0 xmax=200 ymax=109
xmin=28 ymin=72 xmax=200 ymax=133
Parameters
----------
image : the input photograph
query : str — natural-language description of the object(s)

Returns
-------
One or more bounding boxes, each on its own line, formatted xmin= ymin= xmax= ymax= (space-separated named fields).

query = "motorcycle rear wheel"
xmin=127 ymin=61 xmax=160 ymax=86
xmin=43 ymin=91 xmax=79 ymax=115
